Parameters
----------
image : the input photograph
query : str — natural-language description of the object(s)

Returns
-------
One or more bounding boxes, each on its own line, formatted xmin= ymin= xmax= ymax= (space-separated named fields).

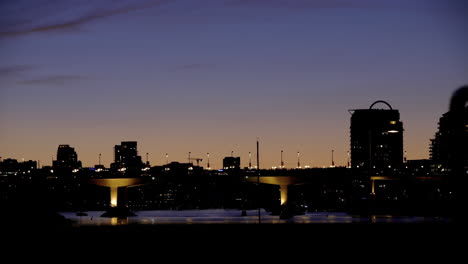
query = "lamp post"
xmin=297 ymin=152 xmax=300 ymax=169
xmin=331 ymin=149 xmax=335 ymax=167
xmin=347 ymin=151 xmax=350 ymax=168
xmin=280 ymin=150 xmax=284 ymax=169
xmin=257 ymin=138 xmax=261 ymax=224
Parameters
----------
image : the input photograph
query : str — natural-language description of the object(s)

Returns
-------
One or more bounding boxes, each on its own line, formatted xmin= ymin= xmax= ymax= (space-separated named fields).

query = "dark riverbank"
xmin=1 ymin=221 xmax=461 ymax=261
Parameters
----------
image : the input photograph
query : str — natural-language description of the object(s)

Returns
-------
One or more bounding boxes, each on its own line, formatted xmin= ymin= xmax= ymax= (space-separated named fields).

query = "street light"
xmin=280 ymin=150 xmax=284 ymax=169
xmin=297 ymin=152 xmax=301 ymax=169
xmin=331 ymin=149 xmax=335 ymax=167
xmin=257 ymin=138 xmax=261 ymax=224
xmin=347 ymin=151 xmax=350 ymax=168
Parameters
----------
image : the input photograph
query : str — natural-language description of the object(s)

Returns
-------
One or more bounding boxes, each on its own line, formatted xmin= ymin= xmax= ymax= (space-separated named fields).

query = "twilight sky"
xmin=1 ymin=0 xmax=467 ymax=169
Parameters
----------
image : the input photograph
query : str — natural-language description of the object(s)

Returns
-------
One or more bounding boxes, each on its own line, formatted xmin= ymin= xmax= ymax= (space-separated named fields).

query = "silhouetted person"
xmin=448 ymin=86 xmax=468 ymax=222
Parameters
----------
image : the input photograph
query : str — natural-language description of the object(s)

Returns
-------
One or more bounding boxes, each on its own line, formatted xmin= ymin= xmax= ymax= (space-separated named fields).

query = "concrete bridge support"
xmin=246 ymin=176 xmax=305 ymax=219
xmin=90 ymin=178 xmax=147 ymax=217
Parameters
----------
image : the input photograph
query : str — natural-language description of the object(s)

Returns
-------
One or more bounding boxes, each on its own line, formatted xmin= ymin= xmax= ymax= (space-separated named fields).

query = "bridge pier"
xmin=90 ymin=178 xmax=147 ymax=217
xmin=110 ymin=187 xmax=118 ymax=208
xmin=246 ymin=176 xmax=305 ymax=219
xmin=280 ymin=184 xmax=288 ymax=206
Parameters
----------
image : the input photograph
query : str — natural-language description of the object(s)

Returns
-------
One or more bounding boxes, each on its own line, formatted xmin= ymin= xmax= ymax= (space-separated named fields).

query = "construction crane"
xmin=189 ymin=158 xmax=203 ymax=166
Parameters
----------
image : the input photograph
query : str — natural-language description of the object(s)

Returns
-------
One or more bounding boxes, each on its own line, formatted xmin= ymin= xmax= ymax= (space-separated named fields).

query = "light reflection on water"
xmin=59 ymin=210 xmax=451 ymax=226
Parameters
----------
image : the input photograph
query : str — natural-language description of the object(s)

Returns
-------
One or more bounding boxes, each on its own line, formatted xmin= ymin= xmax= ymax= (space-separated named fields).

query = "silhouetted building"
xmin=0 ymin=159 xmax=37 ymax=172
xmin=0 ymin=158 xmax=20 ymax=174
xmin=350 ymin=101 xmax=404 ymax=174
xmin=405 ymin=159 xmax=432 ymax=176
xmin=110 ymin=141 xmax=143 ymax=170
xmin=22 ymin=160 xmax=37 ymax=171
xmin=223 ymin=157 xmax=240 ymax=170
xmin=52 ymin=144 xmax=82 ymax=169
xmin=156 ymin=162 xmax=203 ymax=175
xmin=430 ymin=109 xmax=468 ymax=173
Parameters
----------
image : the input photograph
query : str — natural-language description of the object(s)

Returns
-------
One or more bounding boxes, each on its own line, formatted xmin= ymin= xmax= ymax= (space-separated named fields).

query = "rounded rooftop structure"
xmin=369 ymin=100 xmax=393 ymax=110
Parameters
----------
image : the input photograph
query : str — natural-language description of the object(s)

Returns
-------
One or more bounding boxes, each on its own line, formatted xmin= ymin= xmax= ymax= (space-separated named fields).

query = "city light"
xmin=0 ymin=86 xmax=464 ymax=226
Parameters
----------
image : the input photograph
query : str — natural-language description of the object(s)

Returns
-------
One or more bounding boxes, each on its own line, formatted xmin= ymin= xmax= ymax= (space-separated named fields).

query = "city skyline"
xmin=0 ymin=100 xmax=449 ymax=170
xmin=1 ymin=0 xmax=467 ymax=169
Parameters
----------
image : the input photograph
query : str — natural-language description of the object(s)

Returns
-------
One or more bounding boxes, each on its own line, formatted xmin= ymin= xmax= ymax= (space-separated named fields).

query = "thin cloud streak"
xmin=227 ymin=0 xmax=373 ymax=9
xmin=170 ymin=63 xmax=217 ymax=71
xmin=17 ymin=75 xmax=89 ymax=85
xmin=0 ymin=65 xmax=36 ymax=77
xmin=0 ymin=0 xmax=171 ymax=38
xmin=226 ymin=0 xmax=459 ymax=12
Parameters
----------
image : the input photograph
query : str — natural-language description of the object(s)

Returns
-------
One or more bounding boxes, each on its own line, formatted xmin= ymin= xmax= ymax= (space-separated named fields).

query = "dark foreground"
xmin=1 ymin=220 xmax=463 ymax=261
xmin=2 ymin=220 xmax=460 ymax=241
xmin=0 ymin=208 xmax=463 ymax=256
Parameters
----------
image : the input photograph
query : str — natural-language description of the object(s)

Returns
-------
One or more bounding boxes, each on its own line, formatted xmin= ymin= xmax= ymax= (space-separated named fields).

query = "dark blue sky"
xmin=1 ymin=0 xmax=467 ymax=168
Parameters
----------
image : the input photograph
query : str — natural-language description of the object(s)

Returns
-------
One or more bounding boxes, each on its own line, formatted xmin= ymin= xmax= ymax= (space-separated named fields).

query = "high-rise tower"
xmin=349 ymin=101 xmax=404 ymax=174
xmin=53 ymin=144 xmax=82 ymax=169
xmin=111 ymin=141 xmax=143 ymax=169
